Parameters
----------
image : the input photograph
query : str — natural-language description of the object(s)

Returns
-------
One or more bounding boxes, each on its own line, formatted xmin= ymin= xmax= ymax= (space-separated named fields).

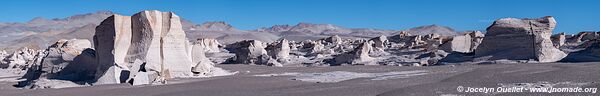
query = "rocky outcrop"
xmin=193 ymin=38 xmax=221 ymax=53
xmin=227 ymin=40 xmax=268 ymax=64
xmin=266 ymin=39 xmax=290 ymax=63
xmin=474 ymin=16 xmax=566 ymax=63
xmin=40 ymin=39 xmax=95 ymax=76
xmin=562 ymin=41 xmax=600 ymax=62
xmin=302 ymin=40 xmax=326 ymax=54
xmin=440 ymin=34 xmax=472 ymax=53
xmin=469 ymin=31 xmax=484 ymax=52
xmin=320 ymin=35 xmax=343 ymax=45
xmin=551 ymin=32 xmax=566 ymax=47
xmin=369 ymin=35 xmax=389 ymax=52
xmin=0 ymin=47 xmax=38 ymax=69
xmin=190 ymin=40 xmax=219 ymax=75
xmin=13 ymin=39 xmax=97 ymax=88
xmin=573 ymin=32 xmax=598 ymax=43
xmin=94 ymin=10 xmax=226 ymax=85
xmin=334 ymin=42 xmax=374 ymax=65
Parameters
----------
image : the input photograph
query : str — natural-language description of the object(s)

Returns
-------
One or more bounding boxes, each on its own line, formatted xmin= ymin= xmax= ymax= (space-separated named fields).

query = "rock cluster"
xmin=6 ymin=11 xmax=600 ymax=90
xmin=0 ymin=47 xmax=41 ymax=69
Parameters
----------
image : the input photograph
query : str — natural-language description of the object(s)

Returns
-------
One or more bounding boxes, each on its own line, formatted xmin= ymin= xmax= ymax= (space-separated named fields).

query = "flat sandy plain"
xmin=1 ymin=62 xmax=599 ymax=96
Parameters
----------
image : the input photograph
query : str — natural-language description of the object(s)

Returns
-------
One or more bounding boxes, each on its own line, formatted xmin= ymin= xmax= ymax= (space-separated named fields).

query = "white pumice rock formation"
xmin=266 ymin=39 xmax=291 ymax=63
xmin=190 ymin=39 xmax=227 ymax=75
xmin=370 ymin=35 xmax=389 ymax=52
xmin=334 ymin=42 xmax=375 ymax=65
xmin=228 ymin=40 xmax=269 ymax=64
xmin=1 ymin=47 xmax=43 ymax=70
xmin=94 ymin=10 xmax=228 ymax=85
xmin=440 ymin=33 xmax=472 ymax=53
xmin=474 ymin=16 xmax=566 ymax=63
xmin=193 ymin=38 xmax=221 ymax=53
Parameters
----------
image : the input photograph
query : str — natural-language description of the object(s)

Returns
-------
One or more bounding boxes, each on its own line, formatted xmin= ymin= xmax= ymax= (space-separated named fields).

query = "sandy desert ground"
xmin=0 ymin=62 xmax=598 ymax=96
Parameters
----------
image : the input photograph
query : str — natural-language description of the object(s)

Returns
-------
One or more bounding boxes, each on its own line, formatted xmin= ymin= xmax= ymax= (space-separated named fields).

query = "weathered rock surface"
xmin=334 ymin=42 xmax=374 ymax=65
xmin=440 ymin=33 xmax=472 ymax=53
xmin=474 ymin=16 xmax=566 ymax=63
xmin=370 ymin=35 xmax=389 ymax=52
xmin=266 ymin=39 xmax=290 ymax=63
xmin=561 ymin=41 xmax=600 ymax=62
xmin=227 ymin=40 xmax=269 ymax=64
xmin=551 ymin=32 xmax=566 ymax=47
xmin=193 ymin=38 xmax=221 ymax=53
xmin=94 ymin=10 xmax=228 ymax=85
xmin=468 ymin=31 xmax=484 ymax=52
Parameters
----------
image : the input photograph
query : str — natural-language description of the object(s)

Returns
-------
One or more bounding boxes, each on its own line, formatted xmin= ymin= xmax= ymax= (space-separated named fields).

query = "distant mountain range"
xmin=0 ymin=11 xmax=461 ymax=51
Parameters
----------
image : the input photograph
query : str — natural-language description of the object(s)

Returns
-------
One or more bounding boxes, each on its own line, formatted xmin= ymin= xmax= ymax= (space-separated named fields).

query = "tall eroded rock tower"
xmin=94 ymin=10 xmax=207 ymax=84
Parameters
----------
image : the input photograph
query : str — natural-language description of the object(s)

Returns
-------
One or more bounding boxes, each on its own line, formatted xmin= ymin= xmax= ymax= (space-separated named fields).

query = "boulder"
xmin=440 ymin=34 xmax=472 ymax=53
xmin=474 ymin=16 xmax=566 ymax=63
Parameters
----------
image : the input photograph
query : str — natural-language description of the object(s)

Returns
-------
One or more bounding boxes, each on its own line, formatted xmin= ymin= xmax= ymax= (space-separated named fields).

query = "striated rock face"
xmin=94 ymin=10 xmax=223 ymax=85
xmin=474 ymin=16 xmax=566 ymax=63
xmin=562 ymin=41 xmax=600 ymax=62
xmin=266 ymin=39 xmax=290 ymax=63
xmin=94 ymin=14 xmax=132 ymax=84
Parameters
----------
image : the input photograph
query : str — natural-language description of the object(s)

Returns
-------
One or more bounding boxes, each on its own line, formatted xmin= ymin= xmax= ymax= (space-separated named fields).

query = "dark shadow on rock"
xmin=49 ymin=48 xmax=97 ymax=84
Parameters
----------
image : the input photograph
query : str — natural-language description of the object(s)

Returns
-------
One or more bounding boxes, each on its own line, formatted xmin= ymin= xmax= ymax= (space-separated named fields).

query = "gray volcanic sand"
xmin=1 ymin=63 xmax=599 ymax=96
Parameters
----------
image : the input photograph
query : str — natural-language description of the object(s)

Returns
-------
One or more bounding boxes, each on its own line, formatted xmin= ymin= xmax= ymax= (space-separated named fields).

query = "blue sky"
xmin=0 ymin=0 xmax=599 ymax=34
